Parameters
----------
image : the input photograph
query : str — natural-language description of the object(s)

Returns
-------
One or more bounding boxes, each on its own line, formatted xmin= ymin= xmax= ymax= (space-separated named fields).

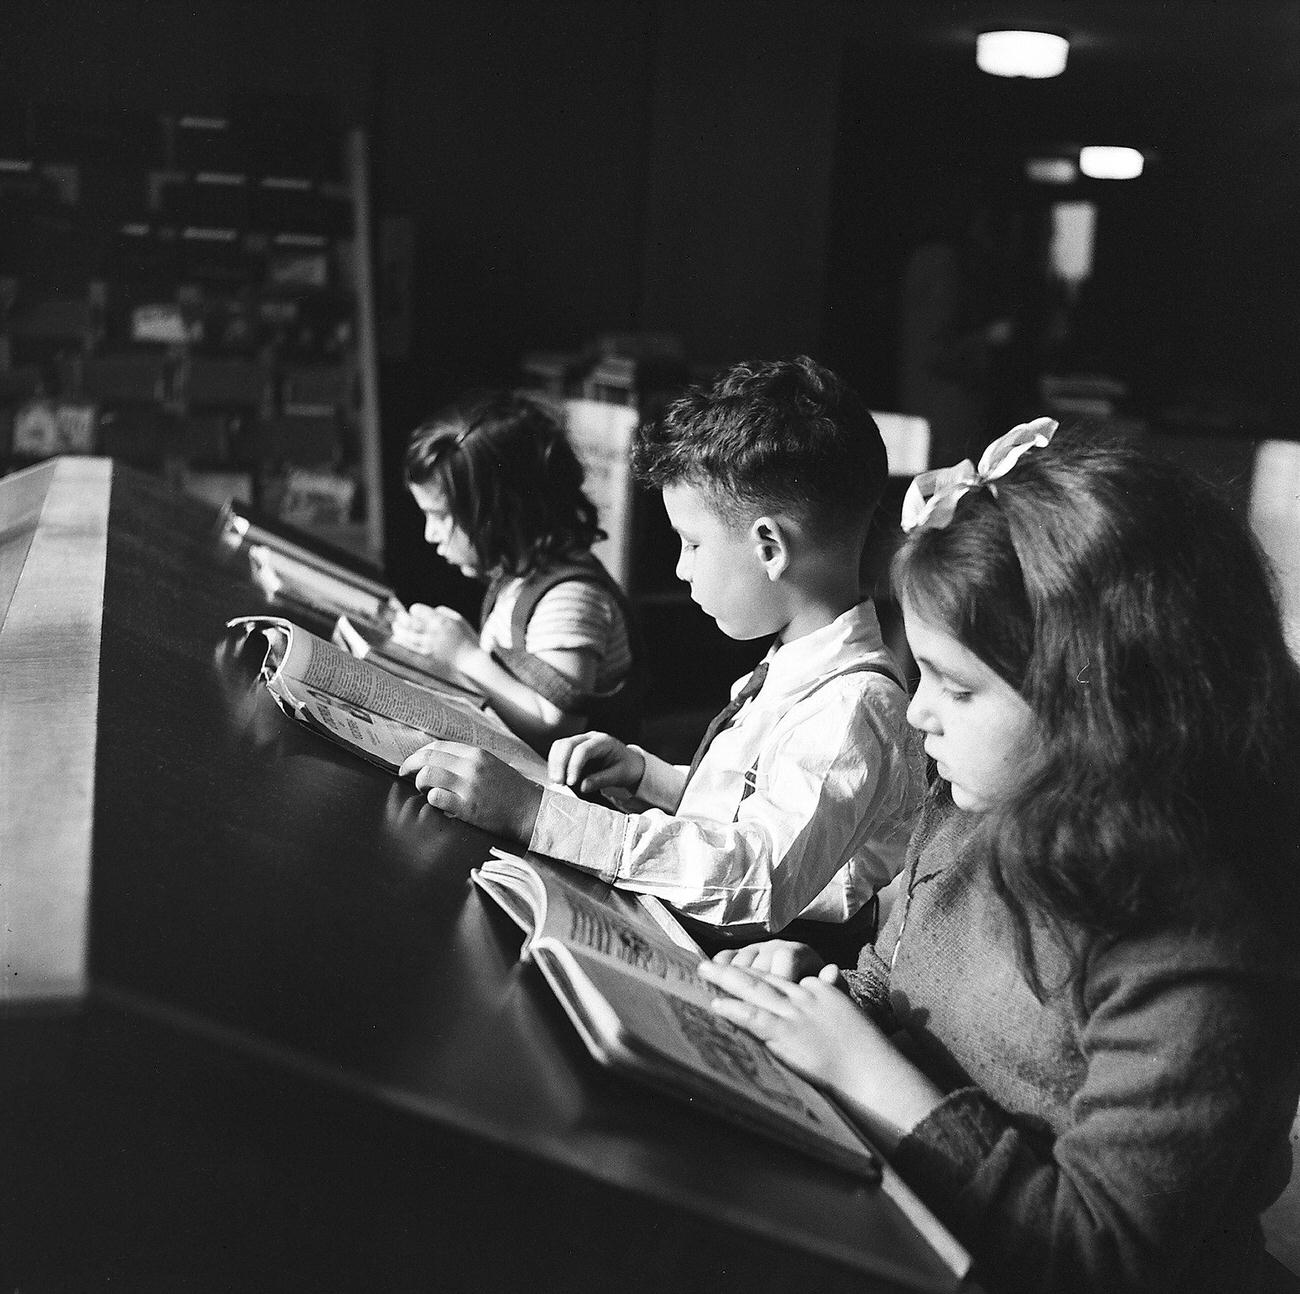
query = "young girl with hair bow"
xmin=702 ymin=419 xmax=1300 ymax=1294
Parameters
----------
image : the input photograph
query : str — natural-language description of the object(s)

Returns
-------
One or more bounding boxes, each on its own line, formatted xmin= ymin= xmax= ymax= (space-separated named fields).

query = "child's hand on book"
xmin=699 ymin=959 xmax=945 ymax=1154
xmin=400 ymin=738 xmax=543 ymax=843
xmin=713 ymin=939 xmax=824 ymax=983
xmin=699 ymin=959 xmax=864 ymax=1086
xmin=548 ymin=732 xmax=646 ymax=797
xmin=390 ymin=603 xmax=480 ymax=669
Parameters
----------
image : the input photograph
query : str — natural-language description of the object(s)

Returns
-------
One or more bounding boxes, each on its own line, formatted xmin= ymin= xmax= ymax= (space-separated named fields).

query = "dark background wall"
xmin=364 ymin=0 xmax=854 ymax=605
xmin=6 ymin=0 xmax=1298 ymax=613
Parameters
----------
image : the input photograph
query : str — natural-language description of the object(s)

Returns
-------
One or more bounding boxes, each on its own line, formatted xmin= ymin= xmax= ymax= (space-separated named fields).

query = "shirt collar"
xmin=759 ymin=600 xmax=887 ymax=698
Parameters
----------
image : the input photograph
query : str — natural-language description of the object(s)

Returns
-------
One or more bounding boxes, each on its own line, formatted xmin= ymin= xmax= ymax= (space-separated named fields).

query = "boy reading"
xmin=400 ymin=356 xmax=925 ymax=941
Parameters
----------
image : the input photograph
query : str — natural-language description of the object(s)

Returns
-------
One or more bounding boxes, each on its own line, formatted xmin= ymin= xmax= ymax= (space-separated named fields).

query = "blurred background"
xmin=3 ymin=0 xmax=1298 ymax=709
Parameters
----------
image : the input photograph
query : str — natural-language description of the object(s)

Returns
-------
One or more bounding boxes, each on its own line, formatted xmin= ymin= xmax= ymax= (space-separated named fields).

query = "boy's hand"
xmin=713 ymin=940 xmax=825 ymax=982
xmin=548 ymin=731 xmax=645 ymax=796
xmin=399 ymin=739 xmax=542 ymax=843
xmin=390 ymin=603 xmax=479 ymax=668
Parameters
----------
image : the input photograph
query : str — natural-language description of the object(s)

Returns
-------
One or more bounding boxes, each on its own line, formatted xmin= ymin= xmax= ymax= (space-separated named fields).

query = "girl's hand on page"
xmin=390 ymin=604 xmax=479 ymax=668
xmin=699 ymin=960 xmax=943 ymax=1152
xmin=699 ymin=960 xmax=879 ymax=1091
xmin=548 ymin=731 xmax=645 ymax=795
xmin=399 ymin=739 xmax=542 ymax=843
xmin=713 ymin=940 xmax=825 ymax=982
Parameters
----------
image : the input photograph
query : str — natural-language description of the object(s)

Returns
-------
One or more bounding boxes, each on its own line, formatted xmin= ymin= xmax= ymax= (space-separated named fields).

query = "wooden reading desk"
xmin=1 ymin=458 xmax=970 ymax=1293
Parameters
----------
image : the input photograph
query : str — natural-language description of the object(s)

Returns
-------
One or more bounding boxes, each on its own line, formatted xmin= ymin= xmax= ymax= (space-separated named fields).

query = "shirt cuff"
xmin=528 ymin=784 xmax=628 ymax=884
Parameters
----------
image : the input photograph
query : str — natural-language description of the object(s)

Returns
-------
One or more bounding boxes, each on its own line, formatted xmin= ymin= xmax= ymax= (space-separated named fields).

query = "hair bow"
xmin=901 ymin=417 xmax=1058 ymax=533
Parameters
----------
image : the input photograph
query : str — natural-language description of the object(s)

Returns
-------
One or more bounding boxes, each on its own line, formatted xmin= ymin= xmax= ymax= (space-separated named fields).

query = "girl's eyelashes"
xmin=937 ymin=670 xmax=974 ymax=699
xmin=917 ymin=663 xmax=971 ymax=702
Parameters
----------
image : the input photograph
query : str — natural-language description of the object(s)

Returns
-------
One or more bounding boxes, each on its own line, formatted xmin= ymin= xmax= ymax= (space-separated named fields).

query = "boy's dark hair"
xmin=404 ymin=391 xmax=604 ymax=577
xmin=633 ymin=356 xmax=889 ymax=541
xmin=893 ymin=426 xmax=1300 ymax=985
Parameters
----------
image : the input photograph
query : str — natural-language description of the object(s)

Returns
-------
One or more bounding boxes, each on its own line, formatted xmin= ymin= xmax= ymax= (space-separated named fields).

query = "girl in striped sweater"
xmin=392 ymin=391 xmax=642 ymax=752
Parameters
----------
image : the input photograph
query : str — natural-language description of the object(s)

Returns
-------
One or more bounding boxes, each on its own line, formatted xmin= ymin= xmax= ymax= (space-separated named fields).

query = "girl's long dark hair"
xmin=404 ymin=391 xmax=604 ymax=577
xmin=894 ymin=428 xmax=1300 ymax=992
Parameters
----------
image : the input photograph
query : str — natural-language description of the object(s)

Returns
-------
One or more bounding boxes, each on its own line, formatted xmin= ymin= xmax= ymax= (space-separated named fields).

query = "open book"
xmin=228 ymin=615 xmax=549 ymax=782
xmin=247 ymin=544 xmax=403 ymax=630
xmin=472 ymin=849 xmax=883 ymax=1180
xmin=219 ymin=500 xmax=480 ymax=702
xmin=331 ymin=612 xmax=479 ymax=698
xmin=219 ymin=499 xmax=403 ymax=630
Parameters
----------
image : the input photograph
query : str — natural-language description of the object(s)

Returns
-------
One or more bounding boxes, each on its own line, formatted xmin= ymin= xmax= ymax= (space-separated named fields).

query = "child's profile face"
xmin=902 ymin=600 xmax=1040 ymax=813
xmin=661 ymin=481 xmax=783 ymax=641
xmin=410 ymin=482 xmax=479 ymax=579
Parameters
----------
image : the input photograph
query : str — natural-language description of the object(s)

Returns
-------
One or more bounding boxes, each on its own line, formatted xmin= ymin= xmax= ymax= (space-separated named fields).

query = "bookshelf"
xmin=0 ymin=97 xmax=384 ymax=566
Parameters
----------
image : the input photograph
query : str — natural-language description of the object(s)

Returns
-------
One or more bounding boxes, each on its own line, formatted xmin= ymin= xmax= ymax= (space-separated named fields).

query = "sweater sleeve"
xmin=889 ymin=931 xmax=1300 ymax=1294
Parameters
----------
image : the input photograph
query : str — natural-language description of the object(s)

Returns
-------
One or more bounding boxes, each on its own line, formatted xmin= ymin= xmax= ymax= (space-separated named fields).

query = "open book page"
xmin=470 ymin=850 xmax=883 ymax=1182
xmin=220 ymin=500 xmax=394 ymax=598
xmin=534 ymin=944 xmax=882 ymax=1178
xmin=472 ymin=850 xmax=707 ymax=1000
xmin=472 ymin=852 xmax=972 ymax=1272
xmin=633 ymin=891 xmax=702 ymax=954
xmin=247 ymin=543 xmax=400 ymax=628
xmin=332 ymin=613 xmax=483 ymax=702
xmin=228 ymin=615 xmax=550 ymax=781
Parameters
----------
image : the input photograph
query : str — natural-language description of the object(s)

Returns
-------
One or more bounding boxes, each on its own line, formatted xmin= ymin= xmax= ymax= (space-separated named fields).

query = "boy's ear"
xmin=750 ymin=516 xmax=789 ymax=580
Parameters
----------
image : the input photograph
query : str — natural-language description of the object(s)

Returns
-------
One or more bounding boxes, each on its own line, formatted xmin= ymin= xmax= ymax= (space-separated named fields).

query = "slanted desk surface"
xmin=1 ymin=458 xmax=966 ymax=1293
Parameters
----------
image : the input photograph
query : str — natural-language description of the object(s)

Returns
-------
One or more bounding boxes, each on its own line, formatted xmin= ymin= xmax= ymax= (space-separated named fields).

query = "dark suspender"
xmin=730 ymin=659 xmax=904 ymax=820
xmin=480 ymin=557 xmax=647 ymax=742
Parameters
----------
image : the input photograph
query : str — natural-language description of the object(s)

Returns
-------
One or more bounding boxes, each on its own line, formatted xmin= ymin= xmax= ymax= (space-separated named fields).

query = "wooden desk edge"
xmin=0 ymin=456 xmax=111 ymax=1009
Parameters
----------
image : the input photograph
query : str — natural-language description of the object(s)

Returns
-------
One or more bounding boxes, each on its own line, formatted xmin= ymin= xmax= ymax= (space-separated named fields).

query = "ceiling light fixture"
xmin=1026 ymin=156 xmax=1078 ymax=185
xmin=976 ymin=30 xmax=1069 ymax=79
xmin=1079 ymin=145 xmax=1145 ymax=179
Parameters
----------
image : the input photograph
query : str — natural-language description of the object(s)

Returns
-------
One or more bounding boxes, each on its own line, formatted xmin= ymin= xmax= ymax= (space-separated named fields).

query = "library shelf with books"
xmin=0 ymin=97 xmax=384 ymax=567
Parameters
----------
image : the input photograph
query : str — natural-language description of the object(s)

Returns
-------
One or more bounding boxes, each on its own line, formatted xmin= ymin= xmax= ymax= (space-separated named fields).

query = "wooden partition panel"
xmin=1 ymin=458 xmax=110 ymax=1007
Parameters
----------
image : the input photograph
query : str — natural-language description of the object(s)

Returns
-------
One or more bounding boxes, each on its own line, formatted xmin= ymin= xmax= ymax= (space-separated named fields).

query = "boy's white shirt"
xmin=527 ymin=600 xmax=927 ymax=934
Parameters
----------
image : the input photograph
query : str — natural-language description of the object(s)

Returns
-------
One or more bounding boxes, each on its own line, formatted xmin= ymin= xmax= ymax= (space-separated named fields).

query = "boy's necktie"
xmin=681 ymin=659 xmax=769 ymax=790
